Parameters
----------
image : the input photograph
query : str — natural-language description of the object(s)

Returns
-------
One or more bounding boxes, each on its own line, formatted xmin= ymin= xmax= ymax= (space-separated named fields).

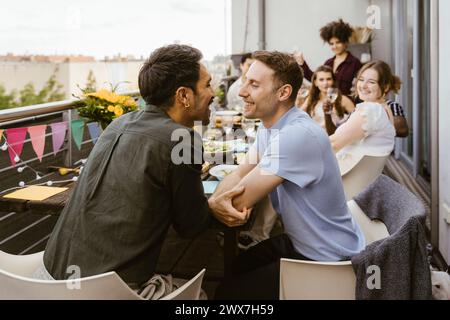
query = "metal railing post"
xmin=62 ymin=109 xmax=73 ymax=167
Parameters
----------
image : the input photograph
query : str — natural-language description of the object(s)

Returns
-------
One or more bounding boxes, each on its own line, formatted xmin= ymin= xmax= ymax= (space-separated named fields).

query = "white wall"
xmin=231 ymin=0 xmax=388 ymax=75
xmin=439 ymin=0 xmax=450 ymax=263
xmin=231 ymin=0 xmax=261 ymax=54
xmin=0 ymin=61 xmax=143 ymax=102
xmin=369 ymin=0 xmax=393 ymax=65
xmin=67 ymin=61 xmax=142 ymax=97
xmin=0 ymin=62 xmax=70 ymax=98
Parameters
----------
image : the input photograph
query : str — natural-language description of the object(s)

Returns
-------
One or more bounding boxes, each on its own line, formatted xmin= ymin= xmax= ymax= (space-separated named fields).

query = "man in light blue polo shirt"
xmin=209 ymin=51 xmax=365 ymax=299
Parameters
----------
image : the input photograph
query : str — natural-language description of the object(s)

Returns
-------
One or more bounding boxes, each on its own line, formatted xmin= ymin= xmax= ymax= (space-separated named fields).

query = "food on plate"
xmin=203 ymin=140 xmax=229 ymax=153
xmin=219 ymin=169 xmax=233 ymax=177
xmin=209 ymin=164 xmax=238 ymax=180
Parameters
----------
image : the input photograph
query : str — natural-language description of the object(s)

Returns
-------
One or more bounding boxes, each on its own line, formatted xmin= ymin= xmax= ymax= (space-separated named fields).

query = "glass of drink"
xmin=299 ymin=88 xmax=309 ymax=99
xmin=241 ymin=118 xmax=256 ymax=140
xmin=327 ymin=88 xmax=338 ymax=103
xmin=222 ymin=115 xmax=234 ymax=136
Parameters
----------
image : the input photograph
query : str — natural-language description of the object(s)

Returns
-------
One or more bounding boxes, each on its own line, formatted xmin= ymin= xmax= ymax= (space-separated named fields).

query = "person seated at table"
xmin=226 ymin=53 xmax=254 ymax=112
xmin=329 ymin=60 xmax=398 ymax=175
xmin=354 ymin=92 xmax=409 ymax=137
xmin=39 ymin=44 xmax=250 ymax=299
xmin=301 ymin=65 xmax=355 ymax=135
xmin=294 ymin=19 xmax=362 ymax=97
xmin=209 ymin=50 xmax=365 ymax=299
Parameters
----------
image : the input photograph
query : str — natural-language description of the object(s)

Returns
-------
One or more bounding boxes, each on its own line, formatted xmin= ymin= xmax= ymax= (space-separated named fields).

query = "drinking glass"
xmin=327 ymin=88 xmax=339 ymax=103
xmin=299 ymin=88 xmax=309 ymax=99
xmin=241 ymin=118 xmax=256 ymax=141
xmin=222 ymin=115 xmax=234 ymax=136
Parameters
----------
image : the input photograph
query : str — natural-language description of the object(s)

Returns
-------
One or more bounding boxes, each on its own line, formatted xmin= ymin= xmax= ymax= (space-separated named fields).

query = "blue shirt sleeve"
xmin=258 ymin=125 xmax=324 ymax=188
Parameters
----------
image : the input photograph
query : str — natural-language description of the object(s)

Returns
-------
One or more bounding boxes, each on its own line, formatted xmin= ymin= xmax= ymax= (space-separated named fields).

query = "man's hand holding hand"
xmin=208 ymin=186 xmax=251 ymax=227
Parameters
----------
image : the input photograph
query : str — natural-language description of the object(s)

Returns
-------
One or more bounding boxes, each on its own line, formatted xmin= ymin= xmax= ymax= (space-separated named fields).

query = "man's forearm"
xmin=213 ymin=171 xmax=242 ymax=197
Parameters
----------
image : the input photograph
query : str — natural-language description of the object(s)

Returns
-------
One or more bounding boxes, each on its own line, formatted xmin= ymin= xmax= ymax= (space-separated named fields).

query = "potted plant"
xmin=75 ymin=83 xmax=138 ymax=129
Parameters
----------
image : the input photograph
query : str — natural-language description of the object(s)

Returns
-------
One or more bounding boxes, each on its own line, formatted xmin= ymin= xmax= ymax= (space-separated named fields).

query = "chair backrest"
xmin=279 ymin=259 xmax=356 ymax=300
xmin=0 ymin=250 xmax=44 ymax=277
xmin=0 ymin=250 xmax=142 ymax=300
xmin=279 ymin=201 xmax=391 ymax=300
xmin=0 ymin=250 xmax=206 ymax=300
xmin=347 ymin=200 xmax=390 ymax=245
xmin=160 ymin=269 xmax=206 ymax=300
xmin=342 ymin=155 xmax=389 ymax=200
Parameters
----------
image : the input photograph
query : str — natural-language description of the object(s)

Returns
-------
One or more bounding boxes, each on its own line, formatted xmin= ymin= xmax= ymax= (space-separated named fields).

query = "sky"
xmin=0 ymin=0 xmax=230 ymax=60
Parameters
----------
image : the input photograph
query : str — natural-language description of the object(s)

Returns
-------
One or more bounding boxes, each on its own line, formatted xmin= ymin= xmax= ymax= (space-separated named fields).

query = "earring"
xmin=185 ymin=103 xmax=190 ymax=108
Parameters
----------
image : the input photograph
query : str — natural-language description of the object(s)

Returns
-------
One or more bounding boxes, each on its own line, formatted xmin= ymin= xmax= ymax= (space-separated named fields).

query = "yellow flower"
xmin=114 ymin=105 xmax=124 ymax=116
xmin=107 ymin=105 xmax=115 ymax=112
xmin=124 ymin=98 xmax=137 ymax=108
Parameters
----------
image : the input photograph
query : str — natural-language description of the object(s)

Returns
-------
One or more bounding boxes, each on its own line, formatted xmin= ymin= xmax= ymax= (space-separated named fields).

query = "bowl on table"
xmin=209 ymin=164 xmax=239 ymax=180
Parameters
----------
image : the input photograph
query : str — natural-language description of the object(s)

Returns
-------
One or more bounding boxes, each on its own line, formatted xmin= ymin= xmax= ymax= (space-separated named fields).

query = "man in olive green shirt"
xmin=43 ymin=45 xmax=249 ymax=293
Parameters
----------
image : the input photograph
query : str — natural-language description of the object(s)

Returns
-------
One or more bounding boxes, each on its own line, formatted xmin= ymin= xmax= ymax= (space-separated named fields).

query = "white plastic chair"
xmin=279 ymin=202 xmax=390 ymax=300
xmin=347 ymin=199 xmax=389 ymax=245
xmin=342 ymin=155 xmax=389 ymax=200
xmin=0 ymin=250 xmax=206 ymax=300
xmin=160 ymin=269 xmax=206 ymax=300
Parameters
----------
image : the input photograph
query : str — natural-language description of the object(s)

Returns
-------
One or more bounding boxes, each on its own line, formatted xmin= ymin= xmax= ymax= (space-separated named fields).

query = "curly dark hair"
xmin=138 ymin=44 xmax=203 ymax=109
xmin=319 ymin=19 xmax=353 ymax=44
xmin=251 ymin=51 xmax=303 ymax=103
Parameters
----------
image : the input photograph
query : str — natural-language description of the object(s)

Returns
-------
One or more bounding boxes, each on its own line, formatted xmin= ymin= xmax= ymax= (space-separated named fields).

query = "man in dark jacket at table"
xmin=41 ymin=44 xmax=249 ymax=299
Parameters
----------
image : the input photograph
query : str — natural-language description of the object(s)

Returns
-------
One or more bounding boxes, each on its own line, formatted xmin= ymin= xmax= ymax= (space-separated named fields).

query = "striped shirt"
xmin=386 ymin=100 xmax=405 ymax=117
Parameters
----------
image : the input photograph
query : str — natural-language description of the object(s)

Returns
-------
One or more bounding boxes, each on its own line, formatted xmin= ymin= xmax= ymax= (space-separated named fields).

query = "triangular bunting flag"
xmin=50 ymin=122 xmax=67 ymax=155
xmin=87 ymin=122 xmax=102 ymax=145
xmin=28 ymin=125 xmax=47 ymax=162
xmin=6 ymin=128 xmax=28 ymax=167
xmin=71 ymin=119 xmax=85 ymax=150
xmin=0 ymin=129 xmax=4 ymax=140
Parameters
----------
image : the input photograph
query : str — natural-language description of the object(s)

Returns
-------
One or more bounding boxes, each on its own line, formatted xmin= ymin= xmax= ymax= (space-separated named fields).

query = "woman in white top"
xmin=330 ymin=60 xmax=399 ymax=175
xmin=301 ymin=65 xmax=355 ymax=135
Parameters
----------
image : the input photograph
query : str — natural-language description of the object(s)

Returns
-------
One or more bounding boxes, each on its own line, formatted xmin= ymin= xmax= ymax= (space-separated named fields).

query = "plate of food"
xmin=203 ymin=140 xmax=234 ymax=164
xmin=209 ymin=164 xmax=238 ymax=180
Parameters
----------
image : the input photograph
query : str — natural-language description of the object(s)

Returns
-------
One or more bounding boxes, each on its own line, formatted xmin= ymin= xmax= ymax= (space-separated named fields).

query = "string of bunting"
xmin=0 ymin=120 xmax=102 ymax=167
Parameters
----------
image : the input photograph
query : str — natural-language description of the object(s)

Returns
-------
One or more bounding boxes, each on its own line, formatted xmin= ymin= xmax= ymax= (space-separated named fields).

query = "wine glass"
xmin=299 ymin=88 xmax=309 ymax=99
xmin=327 ymin=88 xmax=338 ymax=103
xmin=241 ymin=118 xmax=256 ymax=140
xmin=222 ymin=115 xmax=234 ymax=136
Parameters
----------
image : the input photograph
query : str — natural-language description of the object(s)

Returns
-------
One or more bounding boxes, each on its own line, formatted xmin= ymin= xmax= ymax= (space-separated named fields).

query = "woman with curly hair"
xmin=301 ymin=65 xmax=355 ymax=135
xmin=294 ymin=19 xmax=362 ymax=97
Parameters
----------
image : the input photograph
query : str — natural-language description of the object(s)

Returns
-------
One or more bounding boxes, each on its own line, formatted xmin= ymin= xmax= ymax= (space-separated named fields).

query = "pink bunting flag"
xmin=50 ymin=122 xmax=68 ymax=155
xmin=27 ymin=125 xmax=47 ymax=162
xmin=6 ymin=128 xmax=28 ymax=167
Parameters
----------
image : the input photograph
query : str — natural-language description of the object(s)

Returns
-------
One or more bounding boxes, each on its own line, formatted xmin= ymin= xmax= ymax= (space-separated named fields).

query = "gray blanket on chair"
xmin=351 ymin=175 xmax=432 ymax=300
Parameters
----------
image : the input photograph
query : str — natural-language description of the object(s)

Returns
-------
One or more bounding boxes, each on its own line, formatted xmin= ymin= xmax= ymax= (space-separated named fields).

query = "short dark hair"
xmin=319 ymin=19 xmax=353 ymax=44
xmin=251 ymin=51 xmax=303 ymax=103
xmin=240 ymin=52 xmax=252 ymax=65
xmin=138 ymin=44 xmax=203 ymax=109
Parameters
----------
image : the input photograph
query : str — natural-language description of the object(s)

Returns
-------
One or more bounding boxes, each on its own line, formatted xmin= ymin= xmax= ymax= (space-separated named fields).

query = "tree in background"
xmin=0 ymin=85 xmax=17 ymax=110
xmin=84 ymin=70 xmax=97 ymax=93
xmin=0 ymin=68 xmax=65 ymax=110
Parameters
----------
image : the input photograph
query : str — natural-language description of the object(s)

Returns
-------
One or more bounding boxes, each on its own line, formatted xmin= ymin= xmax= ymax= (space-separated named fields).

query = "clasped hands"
xmin=208 ymin=186 xmax=252 ymax=227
